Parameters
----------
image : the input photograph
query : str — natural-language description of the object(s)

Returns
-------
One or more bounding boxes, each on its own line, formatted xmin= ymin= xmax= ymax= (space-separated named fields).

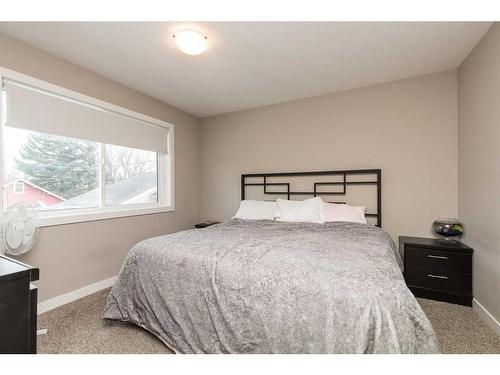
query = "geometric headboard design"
xmin=241 ymin=169 xmax=382 ymax=227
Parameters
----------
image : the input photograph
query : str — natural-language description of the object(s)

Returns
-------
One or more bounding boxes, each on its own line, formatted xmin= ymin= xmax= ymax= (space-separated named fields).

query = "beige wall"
xmin=200 ymin=71 xmax=459 ymax=243
xmin=458 ymin=23 xmax=500 ymax=322
xmin=0 ymin=33 xmax=201 ymax=302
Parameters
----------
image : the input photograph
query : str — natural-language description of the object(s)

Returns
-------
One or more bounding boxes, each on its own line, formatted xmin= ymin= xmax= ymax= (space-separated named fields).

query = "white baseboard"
xmin=37 ymin=276 xmax=117 ymax=315
xmin=473 ymin=298 xmax=500 ymax=337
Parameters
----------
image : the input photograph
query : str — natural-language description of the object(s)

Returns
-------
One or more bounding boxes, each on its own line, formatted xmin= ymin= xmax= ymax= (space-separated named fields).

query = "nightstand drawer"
xmin=405 ymin=246 xmax=471 ymax=273
xmin=405 ymin=267 xmax=472 ymax=295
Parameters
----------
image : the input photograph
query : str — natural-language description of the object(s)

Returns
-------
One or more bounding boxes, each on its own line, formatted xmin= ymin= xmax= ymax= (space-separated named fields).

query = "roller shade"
xmin=3 ymin=80 xmax=169 ymax=153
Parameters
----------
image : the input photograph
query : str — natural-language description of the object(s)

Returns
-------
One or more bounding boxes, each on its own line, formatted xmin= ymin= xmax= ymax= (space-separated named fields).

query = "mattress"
xmin=103 ymin=219 xmax=439 ymax=353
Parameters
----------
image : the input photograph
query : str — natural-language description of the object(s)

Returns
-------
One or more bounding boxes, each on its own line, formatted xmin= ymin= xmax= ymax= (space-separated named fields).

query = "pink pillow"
xmin=323 ymin=203 xmax=367 ymax=224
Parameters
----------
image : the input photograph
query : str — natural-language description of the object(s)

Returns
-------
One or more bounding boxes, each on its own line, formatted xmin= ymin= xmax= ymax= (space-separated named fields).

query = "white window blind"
xmin=3 ymin=79 xmax=169 ymax=153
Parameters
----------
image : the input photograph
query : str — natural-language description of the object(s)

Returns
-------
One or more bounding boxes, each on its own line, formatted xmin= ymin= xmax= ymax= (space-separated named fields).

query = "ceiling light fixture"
xmin=173 ymin=29 xmax=208 ymax=56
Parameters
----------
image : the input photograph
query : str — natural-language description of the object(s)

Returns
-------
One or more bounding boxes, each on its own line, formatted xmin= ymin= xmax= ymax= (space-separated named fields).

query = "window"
xmin=14 ymin=181 xmax=24 ymax=194
xmin=0 ymin=68 xmax=174 ymax=226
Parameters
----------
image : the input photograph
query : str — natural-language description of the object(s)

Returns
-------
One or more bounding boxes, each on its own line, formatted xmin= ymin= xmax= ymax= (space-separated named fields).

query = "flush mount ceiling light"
xmin=173 ymin=29 xmax=208 ymax=56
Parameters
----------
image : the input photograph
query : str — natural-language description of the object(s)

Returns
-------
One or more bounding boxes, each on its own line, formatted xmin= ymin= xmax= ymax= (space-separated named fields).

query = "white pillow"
xmin=275 ymin=197 xmax=325 ymax=223
xmin=233 ymin=200 xmax=277 ymax=220
xmin=323 ymin=203 xmax=367 ymax=224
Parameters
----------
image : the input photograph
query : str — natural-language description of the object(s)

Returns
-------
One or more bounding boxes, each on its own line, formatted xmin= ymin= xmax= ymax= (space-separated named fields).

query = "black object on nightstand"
xmin=195 ymin=221 xmax=220 ymax=229
xmin=399 ymin=236 xmax=473 ymax=307
xmin=0 ymin=255 xmax=39 ymax=353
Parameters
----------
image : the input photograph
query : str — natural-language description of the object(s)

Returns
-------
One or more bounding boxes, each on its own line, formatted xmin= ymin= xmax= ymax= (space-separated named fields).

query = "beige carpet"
xmin=37 ymin=289 xmax=499 ymax=354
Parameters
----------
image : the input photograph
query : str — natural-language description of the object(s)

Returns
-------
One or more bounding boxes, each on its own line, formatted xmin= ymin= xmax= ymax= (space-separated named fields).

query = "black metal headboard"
xmin=241 ymin=169 xmax=382 ymax=227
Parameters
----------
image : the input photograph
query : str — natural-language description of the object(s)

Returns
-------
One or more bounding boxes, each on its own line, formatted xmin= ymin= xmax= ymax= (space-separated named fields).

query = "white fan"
xmin=0 ymin=202 xmax=39 ymax=256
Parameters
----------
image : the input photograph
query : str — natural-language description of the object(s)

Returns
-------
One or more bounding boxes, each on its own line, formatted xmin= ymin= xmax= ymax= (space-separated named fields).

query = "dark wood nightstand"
xmin=195 ymin=221 xmax=220 ymax=229
xmin=399 ymin=236 xmax=473 ymax=306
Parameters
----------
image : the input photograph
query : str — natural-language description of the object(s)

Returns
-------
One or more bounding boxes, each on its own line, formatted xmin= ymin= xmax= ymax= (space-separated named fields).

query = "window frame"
xmin=0 ymin=66 xmax=175 ymax=227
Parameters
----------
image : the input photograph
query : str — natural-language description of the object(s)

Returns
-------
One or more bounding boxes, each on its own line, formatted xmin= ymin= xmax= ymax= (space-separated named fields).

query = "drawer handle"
xmin=427 ymin=255 xmax=448 ymax=260
xmin=427 ymin=274 xmax=448 ymax=280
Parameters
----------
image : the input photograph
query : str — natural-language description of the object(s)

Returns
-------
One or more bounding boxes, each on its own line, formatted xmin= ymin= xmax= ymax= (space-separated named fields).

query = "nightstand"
xmin=195 ymin=221 xmax=220 ymax=229
xmin=399 ymin=236 xmax=473 ymax=306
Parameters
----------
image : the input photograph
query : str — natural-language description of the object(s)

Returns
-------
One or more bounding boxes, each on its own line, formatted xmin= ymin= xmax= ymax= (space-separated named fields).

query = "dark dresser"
xmin=399 ymin=236 xmax=473 ymax=306
xmin=0 ymin=255 xmax=39 ymax=353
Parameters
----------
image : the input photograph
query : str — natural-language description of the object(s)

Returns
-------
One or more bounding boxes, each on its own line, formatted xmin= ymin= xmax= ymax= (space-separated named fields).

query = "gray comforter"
xmin=103 ymin=219 xmax=439 ymax=353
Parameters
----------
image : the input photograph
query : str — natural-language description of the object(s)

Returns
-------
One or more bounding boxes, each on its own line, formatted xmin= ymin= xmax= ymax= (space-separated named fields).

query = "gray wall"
xmin=0 ymin=33 xmax=201 ymax=302
xmin=200 ymin=71 xmax=459 ymax=243
xmin=458 ymin=23 xmax=500 ymax=322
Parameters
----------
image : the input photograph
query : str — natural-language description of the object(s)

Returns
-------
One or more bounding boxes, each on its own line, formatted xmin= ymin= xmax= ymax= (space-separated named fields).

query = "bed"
xmin=103 ymin=169 xmax=439 ymax=353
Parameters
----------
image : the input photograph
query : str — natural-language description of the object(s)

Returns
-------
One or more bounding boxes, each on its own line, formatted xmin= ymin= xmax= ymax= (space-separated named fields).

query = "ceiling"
xmin=0 ymin=22 xmax=492 ymax=118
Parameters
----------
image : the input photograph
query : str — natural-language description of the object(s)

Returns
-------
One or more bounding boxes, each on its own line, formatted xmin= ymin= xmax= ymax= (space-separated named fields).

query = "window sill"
xmin=36 ymin=204 xmax=175 ymax=227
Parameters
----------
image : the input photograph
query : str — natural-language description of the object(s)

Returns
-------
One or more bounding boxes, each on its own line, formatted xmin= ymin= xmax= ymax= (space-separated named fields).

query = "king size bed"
xmin=103 ymin=169 xmax=439 ymax=353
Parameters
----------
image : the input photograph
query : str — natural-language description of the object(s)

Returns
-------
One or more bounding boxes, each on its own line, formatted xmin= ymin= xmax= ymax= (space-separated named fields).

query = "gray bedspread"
xmin=103 ymin=219 xmax=439 ymax=353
